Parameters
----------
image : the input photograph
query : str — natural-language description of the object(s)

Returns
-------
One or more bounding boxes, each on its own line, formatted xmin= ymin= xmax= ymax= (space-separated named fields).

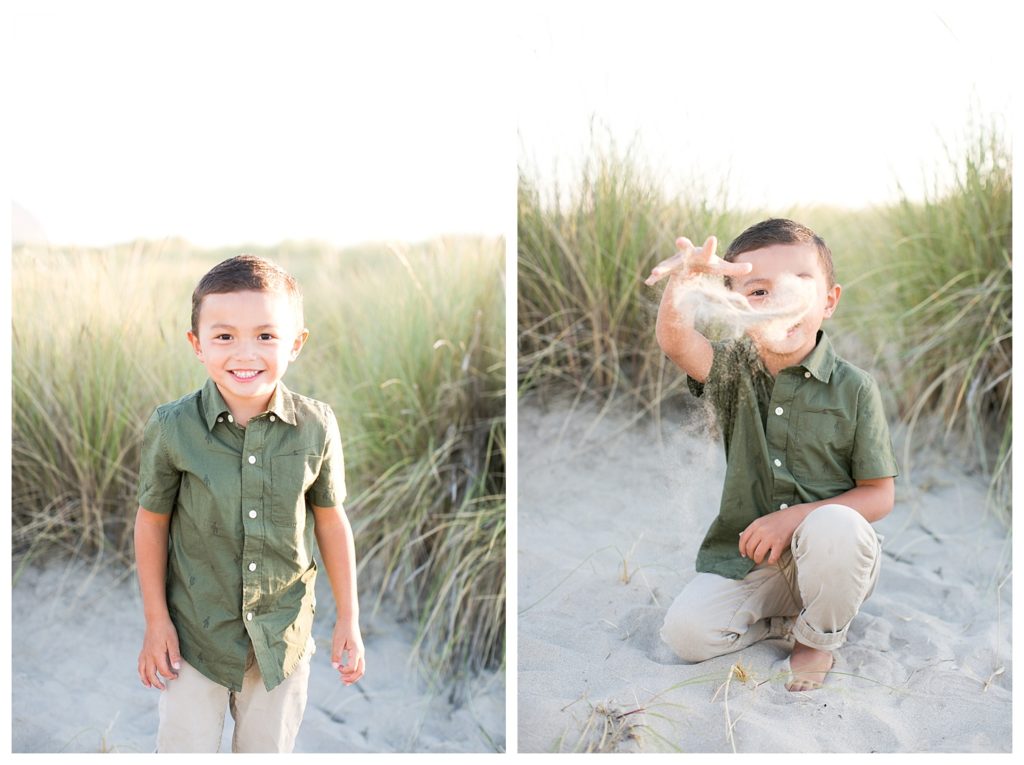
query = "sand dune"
xmin=517 ymin=399 xmax=1011 ymax=753
xmin=12 ymin=559 xmax=504 ymax=753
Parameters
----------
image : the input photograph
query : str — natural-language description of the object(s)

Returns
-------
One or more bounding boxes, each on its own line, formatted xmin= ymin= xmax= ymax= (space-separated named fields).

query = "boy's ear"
xmin=186 ymin=331 xmax=205 ymax=361
xmin=290 ymin=328 xmax=310 ymax=361
xmin=822 ymin=284 xmax=842 ymax=318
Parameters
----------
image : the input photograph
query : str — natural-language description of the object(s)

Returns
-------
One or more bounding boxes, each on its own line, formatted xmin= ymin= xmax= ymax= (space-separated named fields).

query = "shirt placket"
xmin=765 ymin=371 xmax=797 ymax=513
xmin=239 ymin=420 xmax=266 ymax=629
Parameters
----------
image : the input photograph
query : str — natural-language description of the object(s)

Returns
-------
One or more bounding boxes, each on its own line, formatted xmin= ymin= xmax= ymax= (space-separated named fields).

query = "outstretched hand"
xmin=331 ymin=619 xmax=366 ymax=686
xmin=644 ymin=235 xmax=753 ymax=286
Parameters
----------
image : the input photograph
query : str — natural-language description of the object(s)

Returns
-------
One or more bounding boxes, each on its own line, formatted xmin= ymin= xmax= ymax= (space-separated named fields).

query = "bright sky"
xmin=8 ymin=1 xmax=1015 ymax=246
xmin=516 ymin=0 xmax=1015 ymax=211
xmin=10 ymin=0 xmax=510 ymax=247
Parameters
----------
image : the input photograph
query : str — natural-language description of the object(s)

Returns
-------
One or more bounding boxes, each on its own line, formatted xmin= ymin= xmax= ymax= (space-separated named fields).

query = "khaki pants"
xmin=661 ymin=504 xmax=882 ymax=660
xmin=157 ymin=642 xmax=313 ymax=753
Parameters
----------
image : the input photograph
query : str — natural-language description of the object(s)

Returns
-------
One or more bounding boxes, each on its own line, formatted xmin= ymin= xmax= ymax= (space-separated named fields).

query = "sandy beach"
xmin=517 ymin=398 xmax=1011 ymax=753
xmin=11 ymin=559 xmax=504 ymax=753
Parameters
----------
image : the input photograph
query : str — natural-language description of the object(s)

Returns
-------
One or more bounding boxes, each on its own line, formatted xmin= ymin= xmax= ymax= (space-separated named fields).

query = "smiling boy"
xmin=134 ymin=255 xmax=364 ymax=751
xmin=645 ymin=219 xmax=898 ymax=691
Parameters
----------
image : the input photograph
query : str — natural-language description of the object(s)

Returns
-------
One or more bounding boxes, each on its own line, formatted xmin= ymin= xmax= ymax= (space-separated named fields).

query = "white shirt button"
xmin=270 ymin=415 xmax=276 ymax=422
xmin=248 ymin=562 xmax=257 ymax=571
xmin=227 ymin=414 xmax=234 ymax=423
xmin=804 ymin=371 xmax=811 ymax=378
xmin=774 ymin=458 xmax=782 ymax=467
xmin=775 ymin=406 xmax=784 ymax=416
xmin=217 ymin=416 xmax=224 ymax=423
xmin=780 ymin=503 xmax=789 ymax=510
xmin=249 ymin=510 xmax=258 ymax=519
xmin=248 ymin=455 xmax=256 ymax=464
xmin=246 ymin=612 xmax=254 ymax=621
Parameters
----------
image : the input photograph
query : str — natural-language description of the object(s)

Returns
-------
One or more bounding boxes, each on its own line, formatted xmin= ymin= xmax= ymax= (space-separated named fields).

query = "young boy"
xmin=645 ymin=219 xmax=898 ymax=692
xmin=134 ymin=254 xmax=365 ymax=751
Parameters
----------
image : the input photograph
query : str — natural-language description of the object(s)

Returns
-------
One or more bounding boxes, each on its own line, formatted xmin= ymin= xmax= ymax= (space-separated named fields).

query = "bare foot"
xmin=785 ymin=641 xmax=833 ymax=692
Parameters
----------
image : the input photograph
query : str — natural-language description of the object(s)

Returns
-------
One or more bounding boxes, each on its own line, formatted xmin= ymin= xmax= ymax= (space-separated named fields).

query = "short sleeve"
xmin=307 ymin=407 xmax=347 ymax=507
xmin=137 ymin=410 xmax=182 ymax=514
xmin=851 ymin=379 xmax=900 ymax=480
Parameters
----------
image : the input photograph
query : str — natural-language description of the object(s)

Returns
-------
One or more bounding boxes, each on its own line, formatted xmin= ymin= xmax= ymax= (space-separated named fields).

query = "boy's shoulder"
xmin=829 ymin=349 xmax=883 ymax=393
xmin=278 ymin=385 xmax=338 ymax=424
xmin=149 ymin=387 xmax=203 ymax=422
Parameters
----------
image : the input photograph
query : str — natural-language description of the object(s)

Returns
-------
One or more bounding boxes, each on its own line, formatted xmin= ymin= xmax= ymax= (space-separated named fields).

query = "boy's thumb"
xmin=169 ymin=640 xmax=182 ymax=670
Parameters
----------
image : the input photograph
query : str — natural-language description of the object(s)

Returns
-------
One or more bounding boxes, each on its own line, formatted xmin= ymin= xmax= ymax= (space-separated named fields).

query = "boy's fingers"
xmin=156 ymin=651 xmax=177 ymax=681
xmin=675 ymin=236 xmax=694 ymax=253
xmin=342 ymin=656 xmax=365 ymax=684
xmin=146 ymin=662 xmax=166 ymax=691
xmin=645 ymin=252 xmax=688 ymax=286
xmin=702 ymin=235 xmax=718 ymax=259
xmin=716 ymin=260 xmax=753 ymax=277
xmin=168 ymin=640 xmax=182 ymax=672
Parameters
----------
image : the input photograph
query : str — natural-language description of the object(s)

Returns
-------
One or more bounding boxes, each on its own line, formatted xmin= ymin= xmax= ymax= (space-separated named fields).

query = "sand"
xmin=11 ymin=558 xmax=504 ymax=753
xmin=517 ymin=398 xmax=1011 ymax=753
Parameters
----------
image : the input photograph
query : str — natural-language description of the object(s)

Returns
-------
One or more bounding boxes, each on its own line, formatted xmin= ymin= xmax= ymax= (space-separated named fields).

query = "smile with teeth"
xmin=230 ymin=370 xmax=263 ymax=380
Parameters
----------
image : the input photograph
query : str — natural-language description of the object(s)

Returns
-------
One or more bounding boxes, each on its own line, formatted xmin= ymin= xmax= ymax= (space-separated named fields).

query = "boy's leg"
xmin=156 ymin=659 xmax=229 ymax=752
xmin=661 ymin=561 xmax=801 ymax=662
xmin=230 ymin=641 xmax=314 ymax=753
xmin=790 ymin=503 xmax=882 ymax=652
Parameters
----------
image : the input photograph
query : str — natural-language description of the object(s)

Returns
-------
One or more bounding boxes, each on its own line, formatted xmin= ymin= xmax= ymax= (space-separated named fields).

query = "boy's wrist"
xmin=335 ymin=611 xmax=360 ymax=627
xmin=143 ymin=607 xmax=172 ymax=624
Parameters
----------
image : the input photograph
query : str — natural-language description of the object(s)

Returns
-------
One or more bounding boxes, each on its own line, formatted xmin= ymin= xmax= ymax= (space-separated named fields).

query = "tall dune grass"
xmin=12 ymin=236 xmax=505 ymax=681
xmin=518 ymin=123 xmax=1011 ymax=515
xmin=847 ymin=124 xmax=1012 ymax=513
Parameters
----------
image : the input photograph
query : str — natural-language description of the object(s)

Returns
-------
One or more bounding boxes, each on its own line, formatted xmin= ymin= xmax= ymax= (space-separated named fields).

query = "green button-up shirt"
xmin=137 ymin=378 xmax=346 ymax=691
xmin=687 ymin=331 xmax=898 ymax=580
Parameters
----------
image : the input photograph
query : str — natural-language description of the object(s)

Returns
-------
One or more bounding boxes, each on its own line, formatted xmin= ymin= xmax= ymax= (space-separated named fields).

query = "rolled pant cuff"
xmin=791 ymin=615 xmax=848 ymax=652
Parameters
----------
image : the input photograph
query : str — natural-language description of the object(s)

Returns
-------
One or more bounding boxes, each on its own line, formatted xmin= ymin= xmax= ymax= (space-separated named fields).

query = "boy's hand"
xmin=738 ymin=506 xmax=807 ymax=565
xmin=330 ymin=619 xmax=366 ymax=686
xmin=138 ymin=617 xmax=182 ymax=691
xmin=644 ymin=235 xmax=753 ymax=286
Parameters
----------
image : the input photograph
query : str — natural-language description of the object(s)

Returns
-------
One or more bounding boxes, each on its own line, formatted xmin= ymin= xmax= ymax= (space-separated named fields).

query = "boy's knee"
xmin=794 ymin=503 xmax=877 ymax=559
xmin=660 ymin=598 xmax=722 ymax=663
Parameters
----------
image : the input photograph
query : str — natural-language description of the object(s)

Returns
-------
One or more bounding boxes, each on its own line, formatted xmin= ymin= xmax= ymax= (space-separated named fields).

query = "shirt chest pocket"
xmin=790 ymin=410 xmax=855 ymax=482
xmin=271 ymin=453 xmax=323 ymax=527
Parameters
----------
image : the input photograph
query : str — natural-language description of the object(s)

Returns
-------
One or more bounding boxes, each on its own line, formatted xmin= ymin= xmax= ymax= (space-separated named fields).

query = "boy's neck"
xmin=754 ymin=336 xmax=818 ymax=377
xmin=216 ymin=384 xmax=275 ymax=427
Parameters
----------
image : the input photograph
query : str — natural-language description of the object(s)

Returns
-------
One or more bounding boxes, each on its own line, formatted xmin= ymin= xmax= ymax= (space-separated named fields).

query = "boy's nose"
xmin=234 ymin=341 xmax=259 ymax=360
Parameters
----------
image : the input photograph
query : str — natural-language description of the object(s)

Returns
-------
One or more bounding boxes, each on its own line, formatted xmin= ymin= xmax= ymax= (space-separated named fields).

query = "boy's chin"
xmin=750 ymin=328 xmax=812 ymax=358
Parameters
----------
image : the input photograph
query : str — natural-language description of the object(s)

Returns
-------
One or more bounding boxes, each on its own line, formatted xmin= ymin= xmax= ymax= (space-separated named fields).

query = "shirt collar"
xmin=201 ymin=378 xmax=298 ymax=430
xmin=267 ymin=382 xmax=298 ymax=426
xmin=801 ymin=330 xmax=837 ymax=382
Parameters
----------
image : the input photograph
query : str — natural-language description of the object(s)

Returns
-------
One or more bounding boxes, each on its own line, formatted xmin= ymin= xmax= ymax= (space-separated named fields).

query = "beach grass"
xmin=11 ymin=236 xmax=506 ymax=682
xmin=845 ymin=123 xmax=1012 ymax=512
xmin=517 ymin=122 xmax=1011 ymax=515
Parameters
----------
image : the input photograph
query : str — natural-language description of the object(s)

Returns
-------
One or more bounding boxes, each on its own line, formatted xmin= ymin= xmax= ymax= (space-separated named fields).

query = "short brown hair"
xmin=724 ymin=218 xmax=835 ymax=287
xmin=190 ymin=254 xmax=303 ymax=334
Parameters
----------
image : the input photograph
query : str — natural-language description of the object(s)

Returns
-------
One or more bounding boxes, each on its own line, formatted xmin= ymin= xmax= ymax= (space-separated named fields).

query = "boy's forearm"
xmin=134 ymin=508 xmax=172 ymax=623
xmin=313 ymin=506 xmax=360 ymax=623
xmin=655 ymin=273 xmax=714 ymax=381
xmin=795 ymin=480 xmax=895 ymax=524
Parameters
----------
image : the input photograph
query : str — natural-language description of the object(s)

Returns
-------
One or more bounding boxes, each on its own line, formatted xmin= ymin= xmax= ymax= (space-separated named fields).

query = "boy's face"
xmin=187 ymin=289 xmax=308 ymax=415
xmin=730 ymin=242 xmax=841 ymax=360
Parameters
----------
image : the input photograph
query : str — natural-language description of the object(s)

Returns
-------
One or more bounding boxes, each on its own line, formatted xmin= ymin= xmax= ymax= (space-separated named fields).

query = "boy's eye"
xmin=215 ymin=334 xmax=232 ymax=341
xmin=749 ymin=289 xmax=768 ymax=297
xmin=259 ymin=333 xmax=275 ymax=341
